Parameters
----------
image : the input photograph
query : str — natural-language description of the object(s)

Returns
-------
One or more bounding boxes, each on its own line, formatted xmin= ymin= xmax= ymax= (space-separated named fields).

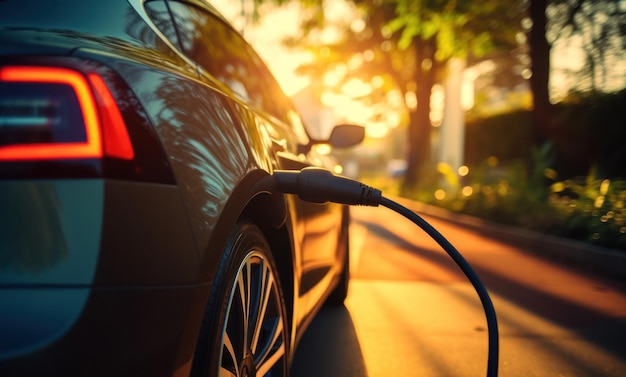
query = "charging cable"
xmin=272 ymin=167 xmax=499 ymax=377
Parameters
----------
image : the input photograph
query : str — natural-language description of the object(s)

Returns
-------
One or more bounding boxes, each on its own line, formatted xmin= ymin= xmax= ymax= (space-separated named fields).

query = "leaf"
xmin=398 ymin=22 xmax=419 ymax=50
xmin=385 ymin=16 xmax=410 ymax=34
xmin=551 ymin=182 xmax=566 ymax=193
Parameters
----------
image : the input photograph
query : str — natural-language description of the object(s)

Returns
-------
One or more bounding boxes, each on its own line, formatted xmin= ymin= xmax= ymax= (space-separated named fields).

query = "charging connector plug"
xmin=273 ymin=167 xmax=382 ymax=206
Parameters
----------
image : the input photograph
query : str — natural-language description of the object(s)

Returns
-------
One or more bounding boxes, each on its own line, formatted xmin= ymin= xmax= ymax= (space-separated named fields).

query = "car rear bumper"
xmin=0 ymin=179 xmax=207 ymax=375
xmin=0 ymin=284 xmax=209 ymax=376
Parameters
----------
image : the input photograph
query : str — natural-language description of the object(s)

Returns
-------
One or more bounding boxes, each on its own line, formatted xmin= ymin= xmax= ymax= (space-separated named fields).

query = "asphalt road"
xmin=290 ymin=205 xmax=626 ymax=377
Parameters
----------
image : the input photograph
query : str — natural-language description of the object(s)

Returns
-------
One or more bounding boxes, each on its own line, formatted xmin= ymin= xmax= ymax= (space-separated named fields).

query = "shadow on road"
xmin=354 ymin=214 xmax=626 ymax=373
xmin=290 ymin=305 xmax=367 ymax=377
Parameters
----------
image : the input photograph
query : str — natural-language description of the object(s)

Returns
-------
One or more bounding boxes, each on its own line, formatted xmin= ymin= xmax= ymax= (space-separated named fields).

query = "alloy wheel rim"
xmin=219 ymin=250 xmax=286 ymax=377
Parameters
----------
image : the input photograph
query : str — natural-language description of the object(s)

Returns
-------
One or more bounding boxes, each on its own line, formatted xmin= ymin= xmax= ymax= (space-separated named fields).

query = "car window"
xmin=144 ymin=0 xmax=180 ymax=50
xmin=144 ymin=0 xmax=310 ymax=146
xmin=169 ymin=3 xmax=273 ymax=104
xmin=166 ymin=2 xmax=305 ymax=126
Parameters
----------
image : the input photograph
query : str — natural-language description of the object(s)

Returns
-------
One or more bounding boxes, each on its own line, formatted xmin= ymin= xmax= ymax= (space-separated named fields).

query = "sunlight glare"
xmin=321 ymin=91 xmax=340 ymax=107
xmin=458 ymin=165 xmax=470 ymax=177
xmin=384 ymin=111 xmax=401 ymax=128
xmin=386 ymin=89 xmax=404 ymax=108
xmin=351 ymin=18 xmax=366 ymax=33
xmin=325 ymin=92 xmax=374 ymax=125
xmin=462 ymin=186 xmax=473 ymax=197
xmin=366 ymin=121 xmax=389 ymax=138
xmin=211 ymin=0 xmax=312 ymax=96
xmin=430 ymin=84 xmax=444 ymax=126
xmin=320 ymin=25 xmax=343 ymax=44
xmin=371 ymin=75 xmax=384 ymax=88
xmin=348 ymin=54 xmax=364 ymax=70
xmin=314 ymin=143 xmax=332 ymax=155
xmin=435 ymin=189 xmax=446 ymax=200
xmin=404 ymin=91 xmax=417 ymax=110
xmin=342 ymin=78 xmax=373 ymax=97
xmin=324 ymin=66 xmax=346 ymax=87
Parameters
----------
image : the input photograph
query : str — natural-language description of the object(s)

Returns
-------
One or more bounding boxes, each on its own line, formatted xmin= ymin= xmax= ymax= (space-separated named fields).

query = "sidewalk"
xmin=390 ymin=196 xmax=626 ymax=279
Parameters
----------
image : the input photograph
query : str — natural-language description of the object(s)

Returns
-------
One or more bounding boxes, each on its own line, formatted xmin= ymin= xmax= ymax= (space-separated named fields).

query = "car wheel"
xmin=192 ymin=221 xmax=288 ymax=377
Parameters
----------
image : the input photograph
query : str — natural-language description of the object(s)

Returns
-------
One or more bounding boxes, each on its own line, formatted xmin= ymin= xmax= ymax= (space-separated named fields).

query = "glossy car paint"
xmin=0 ymin=0 xmax=350 ymax=375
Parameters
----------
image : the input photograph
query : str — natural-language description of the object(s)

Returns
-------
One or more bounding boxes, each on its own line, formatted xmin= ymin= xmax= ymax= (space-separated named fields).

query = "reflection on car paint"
xmin=119 ymin=66 xmax=252 ymax=249
xmin=0 ymin=181 xmax=102 ymax=284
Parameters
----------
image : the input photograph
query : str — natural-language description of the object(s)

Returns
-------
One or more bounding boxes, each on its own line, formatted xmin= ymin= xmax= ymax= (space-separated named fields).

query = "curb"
xmin=390 ymin=196 xmax=626 ymax=280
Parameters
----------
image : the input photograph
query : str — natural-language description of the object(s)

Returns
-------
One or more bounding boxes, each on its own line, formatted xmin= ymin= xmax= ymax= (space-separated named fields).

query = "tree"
xmin=548 ymin=0 xmax=625 ymax=94
xmin=528 ymin=0 xmax=552 ymax=144
xmin=525 ymin=0 xmax=625 ymax=157
xmin=376 ymin=0 xmax=524 ymax=187
xmin=253 ymin=0 xmax=523 ymax=188
xmin=265 ymin=0 xmax=425 ymax=174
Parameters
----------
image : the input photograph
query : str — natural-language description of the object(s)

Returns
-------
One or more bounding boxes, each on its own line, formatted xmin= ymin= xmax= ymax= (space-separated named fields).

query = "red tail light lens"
xmin=87 ymin=73 xmax=134 ymax=160
xmin=0 ymin=66 xmax=133 ymax=161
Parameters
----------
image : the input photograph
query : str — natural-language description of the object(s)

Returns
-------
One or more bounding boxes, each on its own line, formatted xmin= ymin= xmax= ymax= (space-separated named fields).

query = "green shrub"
xmin=419 ymin=144 xmax=626 ymax=251
xmin=380 ymin=90 xmax=626 ymax=251
xmin=550 ymin=175 xmax=626 ymax=250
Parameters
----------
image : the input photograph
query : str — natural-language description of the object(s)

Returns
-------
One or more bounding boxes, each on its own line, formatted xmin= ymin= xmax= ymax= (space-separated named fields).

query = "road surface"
xmin=291 ymin=205 xmax=626 ymax=377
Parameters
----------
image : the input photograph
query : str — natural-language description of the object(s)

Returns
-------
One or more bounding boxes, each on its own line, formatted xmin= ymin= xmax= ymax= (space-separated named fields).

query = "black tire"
xmin=192 ymin=221 xmax=289 ymax=377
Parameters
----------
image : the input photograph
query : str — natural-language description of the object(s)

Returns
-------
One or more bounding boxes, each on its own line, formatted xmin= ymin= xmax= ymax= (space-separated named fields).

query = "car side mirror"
xmin=300 ymin=124 xmax=364 ymax=154
xmin=327 ymin=124 xmax=365 ymax=148
xmin=298 ymin=123 xmax=365 ymax=153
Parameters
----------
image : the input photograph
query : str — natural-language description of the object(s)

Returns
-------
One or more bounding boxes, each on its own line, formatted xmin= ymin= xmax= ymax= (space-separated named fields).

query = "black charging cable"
xmin=272 ymin=167 xmax=499 ymax=377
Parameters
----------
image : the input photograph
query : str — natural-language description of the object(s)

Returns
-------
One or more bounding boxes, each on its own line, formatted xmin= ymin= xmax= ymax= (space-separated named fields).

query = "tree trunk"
xmin=528 ymin=0 xmax=552 ymax=144
xmin=404 ymin=37 xmax=436 ymax=188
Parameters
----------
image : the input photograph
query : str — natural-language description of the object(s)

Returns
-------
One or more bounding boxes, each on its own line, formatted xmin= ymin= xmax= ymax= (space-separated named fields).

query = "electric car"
xmin=0 ymin=0 xmax=363 ymax=375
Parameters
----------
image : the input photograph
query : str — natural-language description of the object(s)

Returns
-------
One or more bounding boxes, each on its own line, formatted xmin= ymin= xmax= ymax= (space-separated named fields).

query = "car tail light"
xmin=0 ymin=66 xmax=134 ymax=161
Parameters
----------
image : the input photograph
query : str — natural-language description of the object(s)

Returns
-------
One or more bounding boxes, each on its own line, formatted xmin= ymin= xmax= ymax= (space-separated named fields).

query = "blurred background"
xmin=213 ymin=0 xmax=626 ymax=252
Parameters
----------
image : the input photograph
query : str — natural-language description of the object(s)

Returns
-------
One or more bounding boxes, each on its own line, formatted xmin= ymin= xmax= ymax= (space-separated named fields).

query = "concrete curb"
xmin=389 ymin=196 xmax=626 ymax=279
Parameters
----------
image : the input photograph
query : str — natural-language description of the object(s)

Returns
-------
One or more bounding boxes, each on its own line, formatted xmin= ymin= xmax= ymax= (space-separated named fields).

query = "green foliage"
xmin=415 ymin=148 xmax=626 ymax=251
xmin=438 ymin=143 xmax=560 ymax=230
xmin=550 ymin=175 xmax=626 ymax=250
xmin=399 ymin=87 xmax=626 ymax=251
xmin=411 ymin=89 xmax=626 ymax=251
xmin=362 ymin=89 xmax=626 ymax=250
xmin=388 ymin=0 xmax=523 ymax=59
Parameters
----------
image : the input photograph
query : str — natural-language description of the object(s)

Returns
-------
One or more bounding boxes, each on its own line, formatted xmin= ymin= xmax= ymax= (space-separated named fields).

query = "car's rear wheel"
xmin=192 ymin=221 xmax=288 ymax=377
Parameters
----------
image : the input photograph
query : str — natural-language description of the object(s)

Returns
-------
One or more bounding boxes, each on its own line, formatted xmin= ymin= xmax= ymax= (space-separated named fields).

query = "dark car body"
xmin=0 ymin=0 xmax=360 ymax=375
